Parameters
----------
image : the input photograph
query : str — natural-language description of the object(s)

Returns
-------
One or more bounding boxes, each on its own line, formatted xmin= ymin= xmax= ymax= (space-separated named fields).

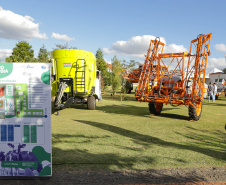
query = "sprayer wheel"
xmin=188 ymin=101 xmax=202 ymax=121
xmin=149 ymin=102 xmax=163 ymax=115
xmin=87 ymin=96 xmax=96 ymax=110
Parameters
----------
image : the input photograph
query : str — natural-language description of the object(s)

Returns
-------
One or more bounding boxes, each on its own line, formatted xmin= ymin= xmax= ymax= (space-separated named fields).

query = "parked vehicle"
xmin=51 ymin=49 xmax=102 ymax=110
xmin=135 ymin=33 xmax=212 ymax=121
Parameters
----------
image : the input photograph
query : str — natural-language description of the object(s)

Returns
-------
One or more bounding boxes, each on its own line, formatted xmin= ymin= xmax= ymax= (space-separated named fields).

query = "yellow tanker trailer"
xmin=51 ymin=49 xmax=102 ymax=110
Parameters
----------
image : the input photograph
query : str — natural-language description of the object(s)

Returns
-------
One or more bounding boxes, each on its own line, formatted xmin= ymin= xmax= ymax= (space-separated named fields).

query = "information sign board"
xmin=0 ymin=63 xmax=51 ymax=177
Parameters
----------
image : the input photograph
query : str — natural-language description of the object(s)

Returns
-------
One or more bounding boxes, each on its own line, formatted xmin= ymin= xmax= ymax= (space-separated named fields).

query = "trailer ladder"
xmin=75 ymin=59 xmax=86 ymax=93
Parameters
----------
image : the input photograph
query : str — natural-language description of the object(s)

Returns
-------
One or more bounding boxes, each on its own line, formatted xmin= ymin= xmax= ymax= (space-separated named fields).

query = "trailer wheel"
xmin=87 ymin=96 xmax=96 ymax=110
xmin=126 ymin=81 xmax=133 ymax=94
xmin=149 ymin=102 xmax=163 ymax=115
xmin=126 ymin=89 xmax=131 ymax=94
xmin=189 ymin=102 xmax=202 ymax=121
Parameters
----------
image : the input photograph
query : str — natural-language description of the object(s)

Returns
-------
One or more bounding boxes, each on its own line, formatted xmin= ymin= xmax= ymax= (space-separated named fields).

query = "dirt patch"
xmin=0 ymin=167 xmax=225 ymax=184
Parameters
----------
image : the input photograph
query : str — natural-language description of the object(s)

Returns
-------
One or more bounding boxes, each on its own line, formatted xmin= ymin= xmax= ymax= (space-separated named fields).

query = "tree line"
xmin=5 ymin=41 xmax=139 ymax=96
xmin=6 ymin=41 xmax=49 ymax=63
xmin=96 ymin=49 xmax=138 ymax=96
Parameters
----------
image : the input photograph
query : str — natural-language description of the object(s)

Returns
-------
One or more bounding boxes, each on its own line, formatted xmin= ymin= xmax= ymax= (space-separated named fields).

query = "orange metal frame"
xmin=135 ymin=38 xmax=165 ymax=97
xmin=135 ymin=33 xmax=212 ymax=108
xmin=126 ymin=65 xmax=143 ymax=83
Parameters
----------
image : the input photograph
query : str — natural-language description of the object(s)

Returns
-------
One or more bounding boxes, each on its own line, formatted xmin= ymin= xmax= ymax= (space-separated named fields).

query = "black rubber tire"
xmin=126 ymin=81 xmax=132 ymax=94
xmin=188 ymin=102 xmax=202 ymax=121
xmin=148 ymin=102 xmax=163 ymax=115
xmin=87 ymin=96 xmax=96 ymax=110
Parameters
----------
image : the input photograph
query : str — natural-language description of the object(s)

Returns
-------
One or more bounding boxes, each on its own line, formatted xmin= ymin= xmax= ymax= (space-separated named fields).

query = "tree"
xmin=53 ymin=43 xmax=77 ymax=50
xmin=95 ymin=48 xmax=110 ymax=90
xmin=222 ymin=68 xmax=226 ymax=73
xmin=120 ymin=59 xmax=139 ymax=72
xmin=96 ymin=48 xmax=104 ymax=60
xmin=121 ymin=59 xmax=128 ymax=71
xmin=31 ymin=58 xmax=38 ymax=63
xmin=38 ymin=45 xmax=49 ymax=62
xmin=128 ymin=60 xmax=139 ymax=70
xmin=6 ymin=41 xmax=34 ymax=63
xmin=111 ymin=56 xmax=122 ymax=95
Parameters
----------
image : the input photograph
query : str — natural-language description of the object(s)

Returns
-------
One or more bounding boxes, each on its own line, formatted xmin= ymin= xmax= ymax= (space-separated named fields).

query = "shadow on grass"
xmin=96 ymin=104 xmax=181 ymax=118
xmin=51 ymin=102 xmax=88 ymax=115
xmin=52 ymin=145 xmax=155 ymax=170
xmin=50 ymin=120 xmax=226 ymax=183
xmin=52 ymin=133 xmax=111 ymax=144
xmin=103 ymin=95 xmax=138 ymax=102
xmin=51 ymin=145 xmax=207 ymax=184
xmin=51 ymin=94 xmax=187 ymax=120
xmin=73 ymin=120 xmax=226 ymax=162
xmin=203 ymin=96 xmax=226 ymax=106
xmin=96 ymin=104 xmax=150 ymax=117
xmin=157 ymin=113 xmax=189 ymax=121
xmin=203 ymin=102 xmax=226 ymax=107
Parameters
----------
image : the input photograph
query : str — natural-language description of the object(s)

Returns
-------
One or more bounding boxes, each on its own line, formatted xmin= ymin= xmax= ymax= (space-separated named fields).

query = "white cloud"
xmin=103 ymin=35 xmax=226 ymax=73
xmin=103 ymin=35 xmax=187 ymax=59
xmin=104 ymin=58 xmax=111 ymax=64
xmin=0 ymin=6 xmax=48 ymax=40
xmin=164 ymin=44 xmax=187 ymax=53
xmin=0 ymin=49 xmax=12 ymax=61
xmin=51 ymin=32 xmax=75 ymax=42
xmin=214 ymin=44 xmax=226 ymax=52
xmin=207 ymin=57 xmax=226 ymax=71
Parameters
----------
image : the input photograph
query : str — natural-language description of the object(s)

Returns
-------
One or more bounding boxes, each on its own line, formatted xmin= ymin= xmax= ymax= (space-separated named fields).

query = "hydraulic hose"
xmin=55 ymin=82 xmax=68 ymax=107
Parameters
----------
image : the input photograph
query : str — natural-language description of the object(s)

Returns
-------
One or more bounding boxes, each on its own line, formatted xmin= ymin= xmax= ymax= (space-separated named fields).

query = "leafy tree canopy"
xmin=96 ymin=48 xmax=107 ymax=71
xmin=95 ymin=48 xmax=111 ymax=89
xmin=121 ymin=59 xmax=139 ymax=71
xmin=128 ymin=60 xmax=139 ymax=70
xmin=53 ymin=43 xmax=77 ymax=50
xmin=111 ymin=56 xmax=122 ymax=95
xmin=38 ymin=45 xmax=49 ymax=62
xmin=222 ymin=68 xmax=226 ymax=73
xmin=6 ymin=41 xmax=34 ymax=63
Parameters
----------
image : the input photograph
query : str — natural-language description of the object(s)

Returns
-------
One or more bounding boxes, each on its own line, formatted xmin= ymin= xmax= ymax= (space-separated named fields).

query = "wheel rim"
xmin=196 ymin=103 xmax=202 ymax=116
xmin=155 ymin=103 xmax=162 ymax=111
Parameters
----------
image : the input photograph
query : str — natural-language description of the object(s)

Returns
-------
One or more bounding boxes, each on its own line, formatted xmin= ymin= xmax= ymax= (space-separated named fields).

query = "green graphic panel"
xmin=39 ymin=166 xmax=51 ymax=176
xmin=2 ymin=161 xmax=38 ymax=170
xmin=41 ymin=69 xmax=50 ymax=85
xmin=32 ymin=146 xmax=51 ymax=176
xmin=0 ymin=63 xmax=13 ymax=79
xmin=31 ymin=125 xmax=37 ymax=143
xmin=32 ymin=146 xmax=51 ymax=164
xmin=15 ymin=84 xmax=44 ymax=118
xmin=24 ymin=125 xmax=30 ymax=143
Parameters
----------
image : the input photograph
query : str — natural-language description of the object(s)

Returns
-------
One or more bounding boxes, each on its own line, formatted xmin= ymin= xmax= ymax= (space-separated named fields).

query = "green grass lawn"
xmin=52 ymin=88 xmax=226 ymax=171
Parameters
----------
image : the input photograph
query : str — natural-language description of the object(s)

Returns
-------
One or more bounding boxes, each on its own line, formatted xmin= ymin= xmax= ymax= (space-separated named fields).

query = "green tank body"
xmin=52 ymin=49 xmax=96 ymax=96
xmin=51 ymin=49 xmax=101 ymax=110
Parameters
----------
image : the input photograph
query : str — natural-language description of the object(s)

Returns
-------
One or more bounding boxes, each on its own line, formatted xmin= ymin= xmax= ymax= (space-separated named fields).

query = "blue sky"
xmin=0 ymin=0 xmax=226 ymax=72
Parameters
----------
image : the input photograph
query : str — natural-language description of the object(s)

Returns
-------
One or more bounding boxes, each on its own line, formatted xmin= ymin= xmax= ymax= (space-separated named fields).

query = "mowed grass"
xmin=52 ymin=88 xmax=226 ymax=171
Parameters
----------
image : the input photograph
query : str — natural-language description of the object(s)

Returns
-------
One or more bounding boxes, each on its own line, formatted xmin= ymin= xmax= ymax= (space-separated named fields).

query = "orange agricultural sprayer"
xmin=124 ymin=64 xmax=143 ymax=94
xmin=135 ymin=33 xmax=212 ymax=121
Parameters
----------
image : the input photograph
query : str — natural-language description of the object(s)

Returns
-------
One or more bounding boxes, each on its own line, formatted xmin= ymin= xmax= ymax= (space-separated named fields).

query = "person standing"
xmin=208 ymin=82 xmax=213 ymax=102
xmin=213 ymin=83 xmax=217 ymax=102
